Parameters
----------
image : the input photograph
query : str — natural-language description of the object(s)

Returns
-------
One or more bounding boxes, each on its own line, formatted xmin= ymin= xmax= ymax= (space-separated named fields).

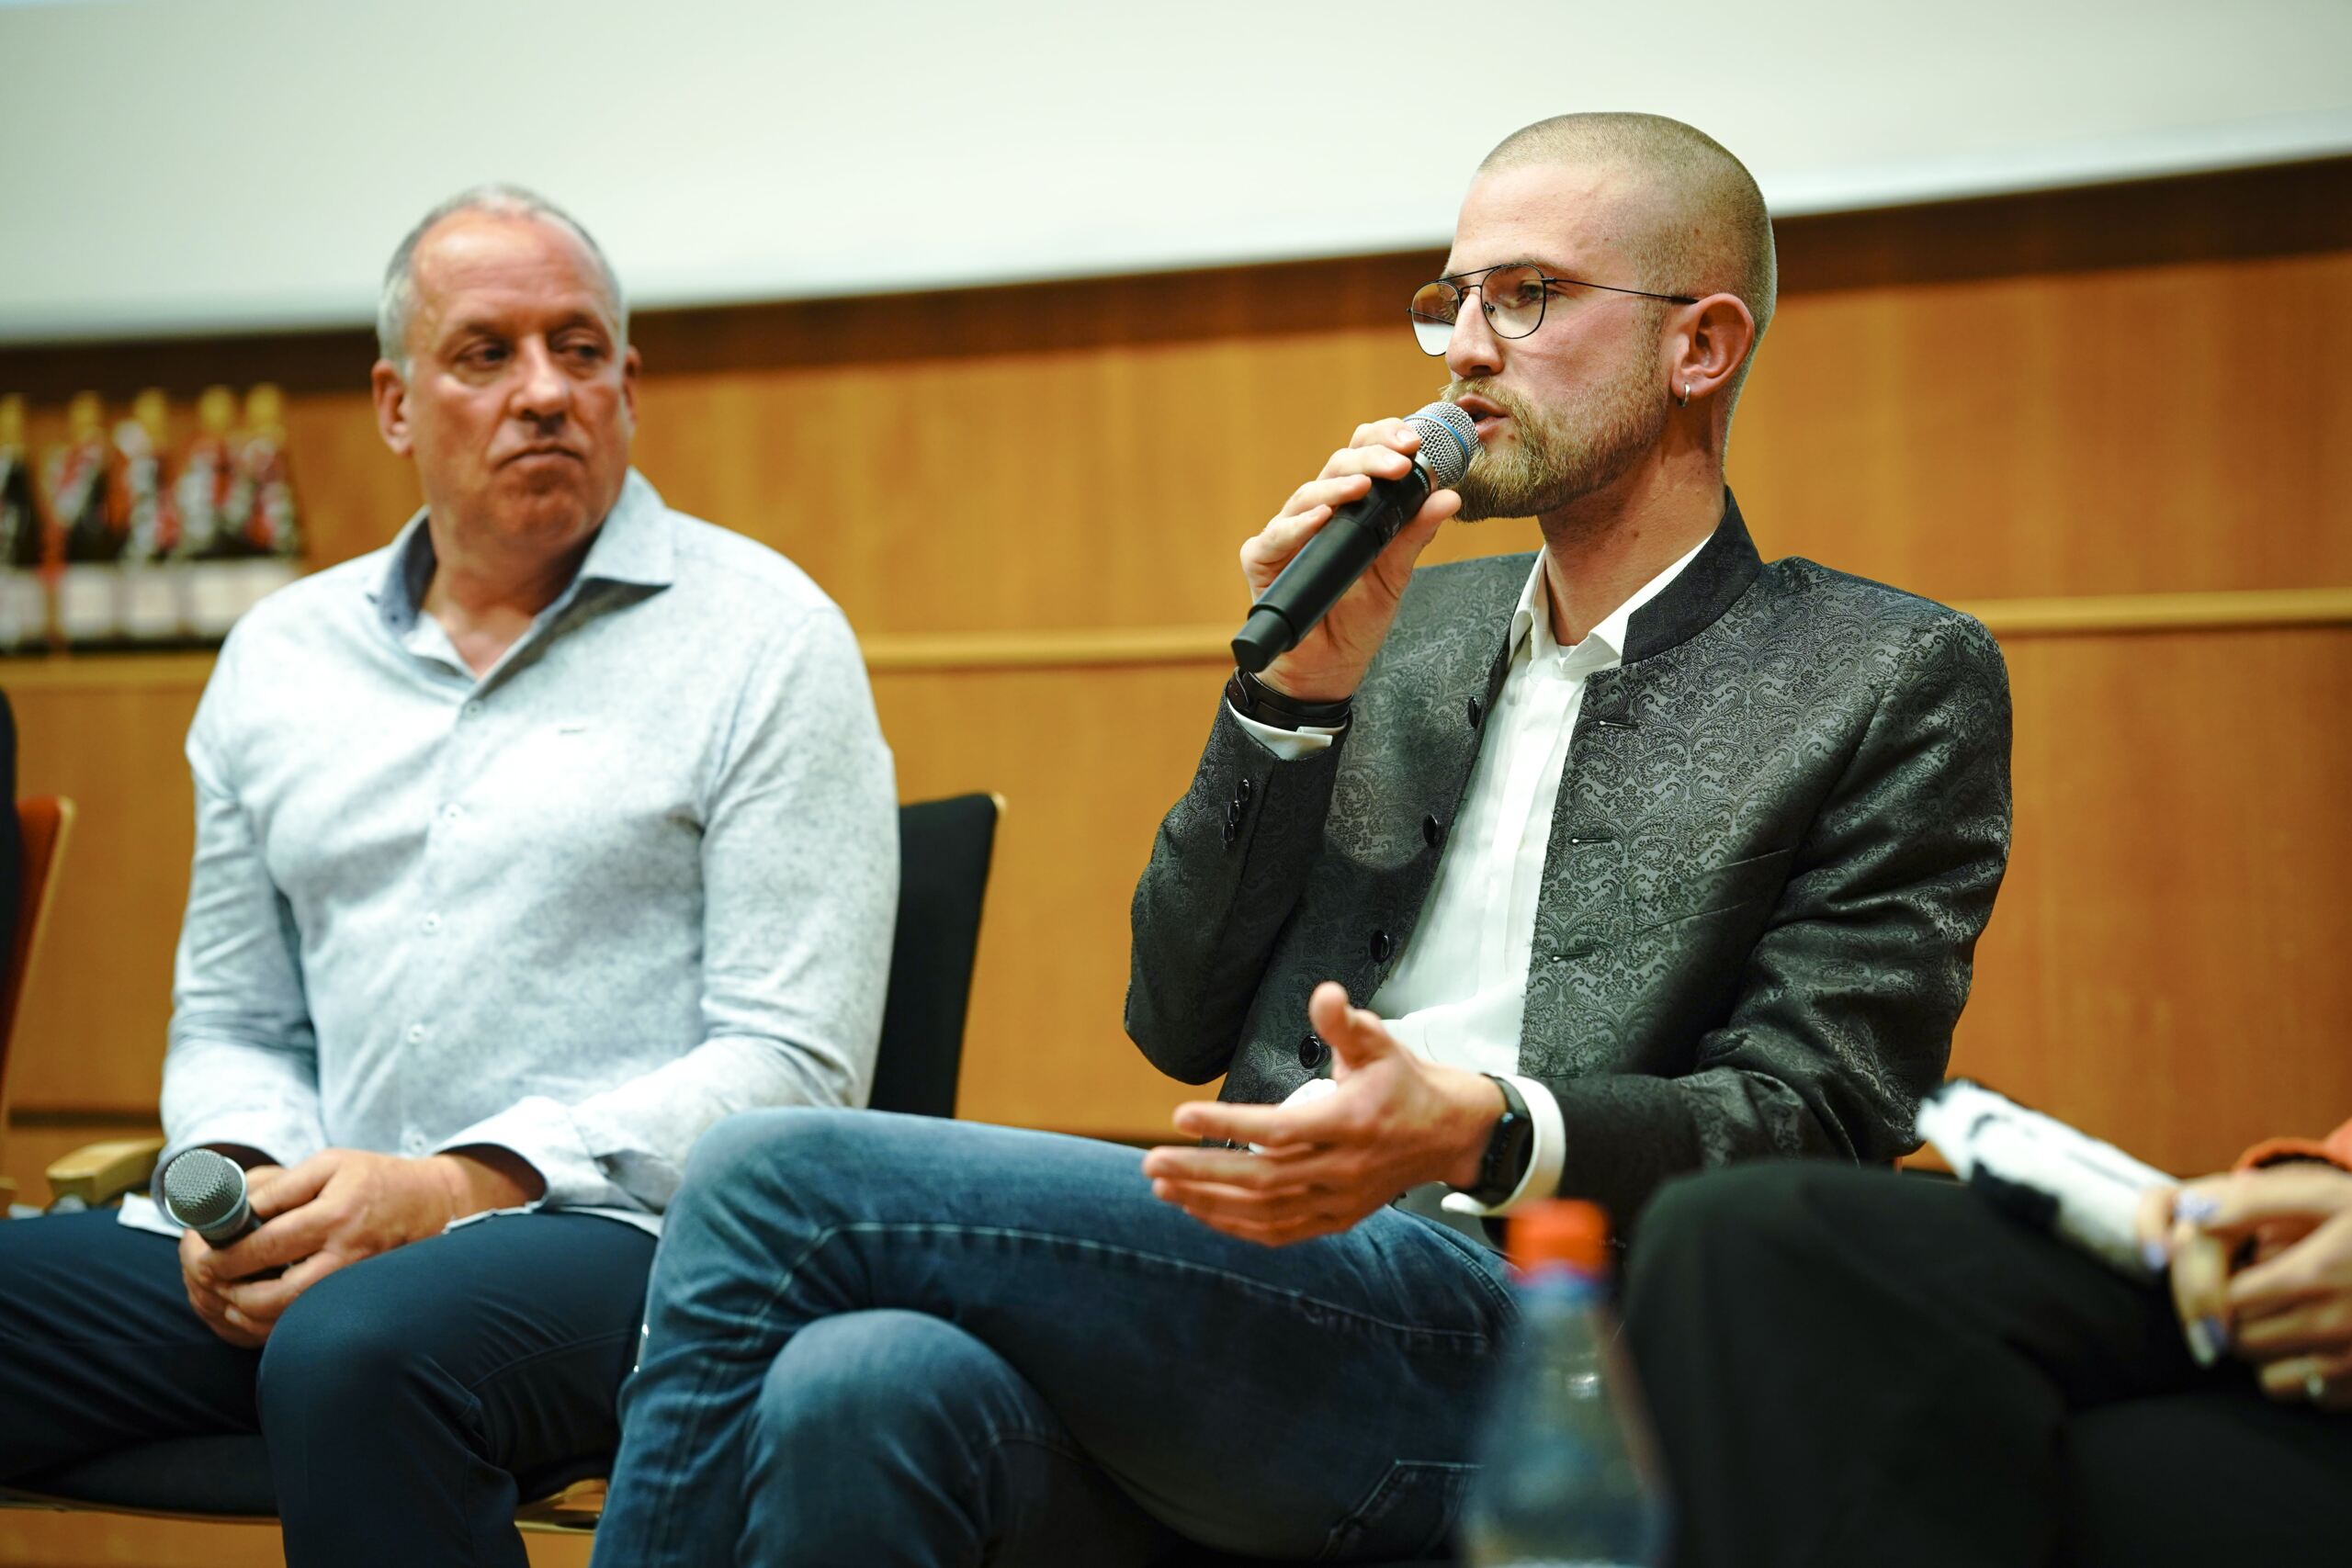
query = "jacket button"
xmin=1225 ymin=800 xmax=1243 ymax=829
xmin=1369 ymin=929 xmax=1393 ymax=963
xmin=1236 ymin=777 xmax=1252 ymax=805
xmin=1466 ymin=696 xmax=1484 ymax=728
xmin=1422 ymin=813 xmax=1443 ymax=848
xmin=1298 ymin=1032 xmax=1329 ymax=1070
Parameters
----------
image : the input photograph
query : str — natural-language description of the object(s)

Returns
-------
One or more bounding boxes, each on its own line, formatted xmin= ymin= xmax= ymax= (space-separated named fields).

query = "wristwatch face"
xmin=1477 ymin=1110 xmax=1533 ymax=1203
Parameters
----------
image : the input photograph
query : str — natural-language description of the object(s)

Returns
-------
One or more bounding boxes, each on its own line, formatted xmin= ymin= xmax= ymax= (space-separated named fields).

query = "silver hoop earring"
xmin=1678 ymin=381 xmax=1690 ymax=408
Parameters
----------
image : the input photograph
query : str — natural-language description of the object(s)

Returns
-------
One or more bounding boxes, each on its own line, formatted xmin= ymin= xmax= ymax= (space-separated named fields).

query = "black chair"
xmin=0 ymin=791 xmax=1002 ymax=1529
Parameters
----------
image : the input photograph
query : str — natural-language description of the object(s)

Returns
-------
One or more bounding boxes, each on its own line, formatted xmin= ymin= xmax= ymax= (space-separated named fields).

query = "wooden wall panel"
xmin=8 ymin=665 xmax=200 ymax=1111
xmin=1953 ymin=624 xmax=2352 ymax=1177
xmin=0 ymin=161 xmax=2346 ymax=1180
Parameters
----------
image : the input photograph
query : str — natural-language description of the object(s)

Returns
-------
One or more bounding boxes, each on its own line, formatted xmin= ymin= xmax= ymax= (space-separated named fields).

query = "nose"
xmin=1444 ymin=288 xmax=1505 ymax=380
xmin=510 ymin=337 xmax=571 ymax=424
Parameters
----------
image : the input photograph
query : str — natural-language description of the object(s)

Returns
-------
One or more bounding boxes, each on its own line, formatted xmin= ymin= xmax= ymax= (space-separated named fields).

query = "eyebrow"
xmin=437 ymin=309 xmax=612 ymax=345
xmin=1438 ymin=255 xmax=1577 ymax=282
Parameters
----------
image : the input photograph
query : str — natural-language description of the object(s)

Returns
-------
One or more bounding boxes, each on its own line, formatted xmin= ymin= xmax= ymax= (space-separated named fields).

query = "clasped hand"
xmin=1143 ymin=982 xmax=1501 ymax=1247
xmin=2140 ymin=1163 xmax=2352 ymax=1410
xmin=178 ymin=1146 xmax=535 ymax=1348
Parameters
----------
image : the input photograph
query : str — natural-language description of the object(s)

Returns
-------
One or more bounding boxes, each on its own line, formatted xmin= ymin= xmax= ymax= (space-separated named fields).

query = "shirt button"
xmin=441 ymin=804 xmax=462 ymax=823
xmin=402 ymin=1131 xmax=427 ymax=1155
xmin=421 ymin=913 xmax=442 ymax=934
xmin=407 ymin=1023 xmax=427 ymax=1043
xmin=462 ymin=701 xmax=484 ymax=720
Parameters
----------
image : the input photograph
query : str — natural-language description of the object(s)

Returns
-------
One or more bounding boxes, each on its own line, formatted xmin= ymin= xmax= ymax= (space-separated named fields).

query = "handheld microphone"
xmin=160 ymin=1147 xmax=263 ymax=1247
xmin=1232 ymin=400 xmax=1480 ymax=674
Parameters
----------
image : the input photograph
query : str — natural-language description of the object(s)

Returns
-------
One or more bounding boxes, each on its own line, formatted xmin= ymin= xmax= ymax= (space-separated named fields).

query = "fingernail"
xmin=2176 ymin=1192 xmax=2221 ymax=1224
xmin=2140 ymin=1236 xmax=2170 ymax=1272
xmin=2185 ymin=1317 xmax=2219 ymax=1367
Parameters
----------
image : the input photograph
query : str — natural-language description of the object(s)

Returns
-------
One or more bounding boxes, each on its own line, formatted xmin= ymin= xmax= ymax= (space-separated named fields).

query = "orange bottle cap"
xmin=1509 ymin=1199 xmax=1610 ymax=1273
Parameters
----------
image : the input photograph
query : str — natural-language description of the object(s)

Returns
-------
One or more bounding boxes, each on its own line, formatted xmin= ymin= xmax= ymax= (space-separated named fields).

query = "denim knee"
xmin=680 ymin=1107 xmax=869 ymax=1203
xmin=756 ymin=1309 xmax=1031 ymax=1450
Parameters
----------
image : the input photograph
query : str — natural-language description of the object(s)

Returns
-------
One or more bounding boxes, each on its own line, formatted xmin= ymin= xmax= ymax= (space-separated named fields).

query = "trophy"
xmin=48 ymin=391 xmax=122 ymax=647
xmin=0 ymin=395 xmax=51 ymax=651
xmin=115 ymin=388 xmax=185 ymax=643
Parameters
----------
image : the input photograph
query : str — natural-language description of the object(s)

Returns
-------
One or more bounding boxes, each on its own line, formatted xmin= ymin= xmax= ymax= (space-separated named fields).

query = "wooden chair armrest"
xmin=46 ymin=1137 xmax=167 ymax=1208
xmin=515 ymin=1477 xmax=606 ymax=1533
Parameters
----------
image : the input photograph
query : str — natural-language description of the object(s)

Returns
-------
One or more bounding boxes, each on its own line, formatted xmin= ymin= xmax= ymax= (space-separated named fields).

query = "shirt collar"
xmin=1507 ymin=531 xmax=1713 ymax=672
xmin=368 ymin=467 xmax=674 ymax=636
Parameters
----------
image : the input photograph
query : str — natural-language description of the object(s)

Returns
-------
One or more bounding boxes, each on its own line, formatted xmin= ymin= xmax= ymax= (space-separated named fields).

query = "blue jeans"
xmin=593 ymin=1110 xmax=1516 ymax=1565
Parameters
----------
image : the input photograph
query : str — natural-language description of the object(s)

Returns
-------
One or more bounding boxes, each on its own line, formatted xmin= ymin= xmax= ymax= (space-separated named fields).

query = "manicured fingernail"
xmin=2176 ymin=1192 xmax=2221 ymax=1224
xmin=2140 ymin=1236 xmax=2170 ymax=1272
xmin=2184 ymin=1317 xmax=2217 ymax=1367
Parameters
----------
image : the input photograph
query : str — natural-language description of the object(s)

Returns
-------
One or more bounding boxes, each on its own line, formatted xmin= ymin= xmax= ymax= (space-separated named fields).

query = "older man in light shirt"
xmin=0 ymin=186 xmax=895 ymax=1568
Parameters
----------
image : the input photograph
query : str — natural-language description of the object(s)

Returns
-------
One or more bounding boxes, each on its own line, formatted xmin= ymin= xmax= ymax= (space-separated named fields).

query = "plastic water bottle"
xmin=1460 ymin=1200 xmax=1668 ymax=1568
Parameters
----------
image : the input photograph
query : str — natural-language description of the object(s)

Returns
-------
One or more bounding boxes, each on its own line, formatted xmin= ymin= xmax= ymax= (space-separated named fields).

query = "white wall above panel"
xmin=3 ymin=0 xmax=2348 ymax=343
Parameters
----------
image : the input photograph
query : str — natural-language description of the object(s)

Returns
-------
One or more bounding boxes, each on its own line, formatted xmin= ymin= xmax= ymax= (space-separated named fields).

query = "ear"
xmin=371 ymin=360 xmax=413 ymax=458
xmin=1668 ymin=293 xmax=1757 ymax=407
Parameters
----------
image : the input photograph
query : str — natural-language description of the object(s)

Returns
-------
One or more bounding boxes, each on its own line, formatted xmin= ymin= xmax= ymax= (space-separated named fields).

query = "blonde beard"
xmin=1445 ymin=354 xmax=1668 ymax=523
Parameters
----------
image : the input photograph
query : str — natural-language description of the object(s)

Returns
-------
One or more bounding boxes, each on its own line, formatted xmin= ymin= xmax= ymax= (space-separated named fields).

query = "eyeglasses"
xmin=1409 ymin=264 xmax=1698 ymax=355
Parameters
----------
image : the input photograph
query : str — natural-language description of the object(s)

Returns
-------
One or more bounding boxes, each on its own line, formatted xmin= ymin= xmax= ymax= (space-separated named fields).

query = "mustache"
xmin=1440 ymin=379 xmax=1541 ymax=424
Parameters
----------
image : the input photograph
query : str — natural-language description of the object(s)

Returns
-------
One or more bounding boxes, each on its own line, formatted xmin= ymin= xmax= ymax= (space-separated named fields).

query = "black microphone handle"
xmin=196 ymin=1195 xmax=260 ymax=1249
xmin=1231 ymin=462 xmax=1434 ymax=673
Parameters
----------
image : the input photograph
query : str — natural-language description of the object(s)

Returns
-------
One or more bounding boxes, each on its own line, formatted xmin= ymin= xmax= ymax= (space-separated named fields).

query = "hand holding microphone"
xmin=1232 ymin=402 xmax=1479 ymax=699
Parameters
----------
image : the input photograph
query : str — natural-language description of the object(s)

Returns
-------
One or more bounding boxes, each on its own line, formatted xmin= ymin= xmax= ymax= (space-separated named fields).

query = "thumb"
xmin=1307 ymin=981 xmax=1396 ymax=1081
xmin=2191 ymin=1167 xmax=2352 ymax=1237
xmin=1370 ymin=492 xmax=1458 ymax=594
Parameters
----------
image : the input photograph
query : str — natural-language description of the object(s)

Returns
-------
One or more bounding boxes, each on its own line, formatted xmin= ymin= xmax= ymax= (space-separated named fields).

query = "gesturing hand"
xmin=2139 ymin=1163 xmax=2352 ymax=1410
xmin=1240 ymin=420 xmax=1463 ymax=705
xmin=179 ymin=1146 xmax=542 ymax=1348
xmin=1142 ymin=982 xmax=1502 ymax=1247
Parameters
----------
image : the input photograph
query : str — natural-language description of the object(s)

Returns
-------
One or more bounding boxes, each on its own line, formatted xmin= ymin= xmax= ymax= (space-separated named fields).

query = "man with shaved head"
xmin=591 ymin=113 xmax=2009 ymax=1563
xmin=0 ymin=187 xmax=897 ymax=1565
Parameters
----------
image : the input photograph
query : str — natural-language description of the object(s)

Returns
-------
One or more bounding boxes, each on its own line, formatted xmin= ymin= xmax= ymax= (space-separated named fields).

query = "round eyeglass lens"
xmin=1409 ymin=282 xmax=1458 ymax=355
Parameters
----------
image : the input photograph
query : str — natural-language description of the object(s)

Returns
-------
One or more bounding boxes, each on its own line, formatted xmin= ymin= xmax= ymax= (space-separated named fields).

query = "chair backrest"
xmin=867 ymin=793 xmax=1001 ymax=1119
xmin=0 ymin=797 xmax=75 ymax=1135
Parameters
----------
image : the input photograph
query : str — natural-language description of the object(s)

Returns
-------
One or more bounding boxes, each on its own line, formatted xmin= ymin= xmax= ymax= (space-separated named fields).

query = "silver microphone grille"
xmin=162 ymin=1148 xmax=246 ymax=1230
xmin=1405 ymin=400 xmax=1480 ymax=489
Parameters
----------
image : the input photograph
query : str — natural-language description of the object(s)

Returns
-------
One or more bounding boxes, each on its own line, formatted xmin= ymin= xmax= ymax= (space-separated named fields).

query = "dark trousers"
xmin=1623 ymin=1163 xmax=2352 ymax=1568
xmin=0 ymin=1207 xmax=653 ymax=1567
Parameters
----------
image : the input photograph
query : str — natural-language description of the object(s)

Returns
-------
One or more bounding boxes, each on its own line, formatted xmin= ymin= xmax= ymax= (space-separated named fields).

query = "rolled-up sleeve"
xmin=439 ymin=608 xmax=899 ymax=1213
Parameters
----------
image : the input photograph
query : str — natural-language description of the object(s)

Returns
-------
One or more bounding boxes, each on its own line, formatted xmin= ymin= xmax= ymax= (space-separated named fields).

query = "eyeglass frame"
xmin=1409 ymin=263 xmax=1700 ymax=355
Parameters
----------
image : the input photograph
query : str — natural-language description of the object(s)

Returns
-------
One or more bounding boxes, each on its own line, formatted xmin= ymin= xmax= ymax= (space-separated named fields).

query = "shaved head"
xmin=1480 ymin=113 xmax=1777 ymax=408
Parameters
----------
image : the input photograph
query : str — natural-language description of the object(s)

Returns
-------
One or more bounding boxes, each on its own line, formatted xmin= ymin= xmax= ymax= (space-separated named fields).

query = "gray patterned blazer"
xmin=1125 ymin=492 xmax=2012 ymax=1223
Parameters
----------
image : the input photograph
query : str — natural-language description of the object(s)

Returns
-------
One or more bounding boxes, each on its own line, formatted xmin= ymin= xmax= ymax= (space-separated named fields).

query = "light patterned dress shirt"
xmin=123 ymin=469 xmax=897 ymax=1237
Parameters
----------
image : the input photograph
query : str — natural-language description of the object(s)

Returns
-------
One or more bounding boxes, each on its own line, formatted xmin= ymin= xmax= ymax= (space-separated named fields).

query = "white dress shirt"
xmin=1237 ymin=536 xmax=1708 ymax=1213
xmin=124 ymin=471 xmax=899 ymax=1238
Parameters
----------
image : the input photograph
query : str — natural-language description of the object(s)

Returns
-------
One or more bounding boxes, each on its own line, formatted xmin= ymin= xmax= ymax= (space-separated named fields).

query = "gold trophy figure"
xmin=115 ymin=388 xmax=185 ymax=642
xmin=47 ymin=390 xmax=124 ymax=647
xmin=179 ymin=384 xmax=245 ymax=638
xmin=220 ymin=383 xmax=302 ymax=623
xmin=0 ymin=395 xmax=51 ymax=651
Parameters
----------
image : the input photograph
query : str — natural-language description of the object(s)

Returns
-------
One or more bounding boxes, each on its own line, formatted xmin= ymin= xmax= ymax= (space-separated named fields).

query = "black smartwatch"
xmin=1456 ymin=1074 xmax=1535 ymax=1208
